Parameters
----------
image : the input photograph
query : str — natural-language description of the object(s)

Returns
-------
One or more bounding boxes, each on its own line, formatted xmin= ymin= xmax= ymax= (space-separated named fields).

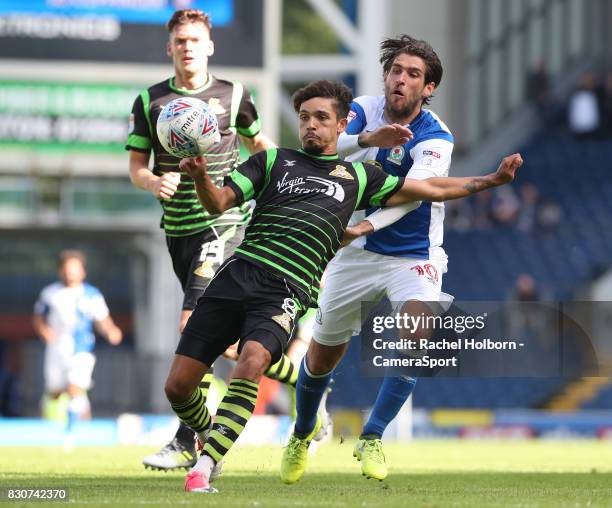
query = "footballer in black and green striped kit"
xmin=228 ymin=147 xmax=402 ymax=307
xmin=126 ymin=8 xmax=300 ymax=475
xmin=168 ymin=79 xmax=523 ymax=493
xmin=127 ymin=74 xmax=259 ymax=237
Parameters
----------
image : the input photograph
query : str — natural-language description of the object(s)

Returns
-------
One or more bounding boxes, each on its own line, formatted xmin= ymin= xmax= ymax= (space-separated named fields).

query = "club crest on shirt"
xmin=207 ymin=98 xmax=226 ymax=115
xmin=272 ymin=313 xmax=292 ymax=334
xmin=329 ymin=165 xmax=353 ymax=180
xmin=387 ymin=145 xmax=405 ymax=165
xmin=194 ymin=261 xmax=215 ymax=279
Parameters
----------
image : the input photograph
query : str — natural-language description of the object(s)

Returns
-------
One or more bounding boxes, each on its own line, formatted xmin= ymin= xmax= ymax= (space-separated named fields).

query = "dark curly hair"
xmin=380 ymin=35 xmax=443 ymax=105
xmin=292 ymin=80 xmax=353 ymax=120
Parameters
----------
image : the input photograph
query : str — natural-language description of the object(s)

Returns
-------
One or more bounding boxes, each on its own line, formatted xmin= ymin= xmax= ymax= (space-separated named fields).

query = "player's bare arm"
xmin=129 ymin=150 xmax=180 ymax=199
xmin=32 ymin=314 xmax=56 ymax=344
xmin=386 ymin=153 xmax=523 ymax=206
xmin=94 ymin=317 xmax=123 ymax=345
xmin=240 ymin=132 xmax=277 ymax=154
xmin=342 ymin=152 xmax=521 ymax=246
xmin=358 ymin=124 xmax=413 ymax=148
xmin=180 ymin=155 xmax=238 ymax=214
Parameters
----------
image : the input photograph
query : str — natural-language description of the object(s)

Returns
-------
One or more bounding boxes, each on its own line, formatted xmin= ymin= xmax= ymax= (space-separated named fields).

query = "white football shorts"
xmin=313 ymin=245 xmax=453 ymax=346
xmin=44 ymin=347 xmax=96 ymax=392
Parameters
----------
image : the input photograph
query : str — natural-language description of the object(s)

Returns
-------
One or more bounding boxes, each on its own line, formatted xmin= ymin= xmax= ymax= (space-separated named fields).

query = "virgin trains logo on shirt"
xmin=276 ymin=172 xmax=345 ymax=202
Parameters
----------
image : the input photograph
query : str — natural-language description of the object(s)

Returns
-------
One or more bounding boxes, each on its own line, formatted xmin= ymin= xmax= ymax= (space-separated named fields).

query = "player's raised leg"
xmin=265 ymin=353 xmax=299 ymax=388
xmin=165 ymin=354 xmax=219 ymax=493
xmin=187 ymin=341 xmax=269 ymax=493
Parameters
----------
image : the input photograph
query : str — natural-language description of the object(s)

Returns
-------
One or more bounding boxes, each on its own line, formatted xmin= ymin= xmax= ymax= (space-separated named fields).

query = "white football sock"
xmin=192 ymin=454 xmax=215 ymax=477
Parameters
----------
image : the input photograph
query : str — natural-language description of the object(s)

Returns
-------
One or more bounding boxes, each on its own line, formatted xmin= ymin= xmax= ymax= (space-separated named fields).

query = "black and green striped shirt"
xmin=126 ymin=74 xmax=261 ymax=237
xmin=225 ymin=148 xmax=403 ymax=306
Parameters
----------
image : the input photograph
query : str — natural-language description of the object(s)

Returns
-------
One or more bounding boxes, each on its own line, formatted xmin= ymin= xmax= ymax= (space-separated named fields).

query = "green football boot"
xmin=353 ymin=438 xmax=387 ymax=480
xmin=280 ymin=416 xmax=322 ymax=484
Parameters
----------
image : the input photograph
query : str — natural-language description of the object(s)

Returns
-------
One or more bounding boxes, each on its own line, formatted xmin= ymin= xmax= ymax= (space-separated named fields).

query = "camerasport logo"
xmin=410 ymin=263 xmax=439 ymax=285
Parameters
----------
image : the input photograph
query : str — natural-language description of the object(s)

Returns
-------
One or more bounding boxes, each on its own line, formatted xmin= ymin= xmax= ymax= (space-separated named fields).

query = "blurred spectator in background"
xmin=472 ymin=191 xmax=493 ymax=230
xmin=445 ymin=182 xmax=562 ymax=235
xmin=507 ymin=274 xmax=557 ymax=374
xmin=567 ymin=71 xmax=601 ymax=139
xmin=32 ymin=250 xmax=122 ymax=435
xmin=517 ymin=183 xmax=539 ymax=233
xmin=512 ymin=274 xmax=540 ymax=301
xmin=445 ymin=200 xmax=473 ymax=232
xmin=491 ymin=187 xmax=521 ymax=226
xmin=536 ymin=198 xmax=563 ymax=233
xmin=526 ymin=61 xmax=559 ymax=125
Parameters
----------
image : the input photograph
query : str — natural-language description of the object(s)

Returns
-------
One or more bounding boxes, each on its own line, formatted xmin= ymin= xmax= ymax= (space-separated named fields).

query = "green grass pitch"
xmin=2 ymin=440 xmax=611 ymax=507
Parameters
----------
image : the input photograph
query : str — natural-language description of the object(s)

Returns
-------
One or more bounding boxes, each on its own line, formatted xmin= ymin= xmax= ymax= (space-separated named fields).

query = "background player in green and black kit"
xmin=126 ymin=9 xmax=299 ymax=472
xmin=165 ymin=80 xmax=523 ymax=493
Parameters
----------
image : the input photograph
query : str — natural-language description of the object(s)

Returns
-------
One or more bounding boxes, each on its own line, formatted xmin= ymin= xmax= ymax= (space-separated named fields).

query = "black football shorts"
xmin=165 ymin=225 xmax=244 ymax=311
xmin=176 ymin=257 xmax=306 ymax=366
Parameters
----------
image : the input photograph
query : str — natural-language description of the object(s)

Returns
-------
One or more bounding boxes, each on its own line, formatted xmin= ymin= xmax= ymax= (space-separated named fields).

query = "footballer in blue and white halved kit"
xmin=35 ymin=281 xmax=111 ymax=394
xmin=33 ymin=251 xmax=122 ymax=430
xmin=310 ymin=36 xmax=454 ymax=481
xmin=314 ymin=96 xmax=455 ymax=347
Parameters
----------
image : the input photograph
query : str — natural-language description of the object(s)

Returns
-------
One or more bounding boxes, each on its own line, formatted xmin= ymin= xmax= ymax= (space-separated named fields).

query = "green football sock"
xmin=264 ymin=354 xmax=298 ymax=387
xmin=202 ymin=378 xmax=259 ymax=463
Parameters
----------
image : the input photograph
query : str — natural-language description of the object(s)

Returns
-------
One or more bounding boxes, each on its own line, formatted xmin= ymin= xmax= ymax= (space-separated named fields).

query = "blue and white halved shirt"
xmin=340 ymin=95 xmax=454 ymax=261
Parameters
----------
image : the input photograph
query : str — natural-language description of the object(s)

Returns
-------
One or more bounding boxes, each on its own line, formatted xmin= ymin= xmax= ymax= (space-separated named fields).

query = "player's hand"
xmin=180 ymin=156 xmax=208 ymax=180
xmin=358 ymin=124 xmax=413 ymax=148
xmin=152 ymin=172 xmax=181 ymax=199
xmin=107 ymin=327 xmax=123 ymax=345
xmin=340 ymin=220 xmax=374 ymax=248
xmin=41 ymin=331 xmax=57 ymax=344
xmin=493 ymin=153 xmax=523 ymax=185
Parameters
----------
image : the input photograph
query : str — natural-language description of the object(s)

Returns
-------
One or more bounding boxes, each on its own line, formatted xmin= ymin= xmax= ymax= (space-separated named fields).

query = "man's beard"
xmin=302 ymin=141 xmax=325 ymax=155
xmin=385 ymin=96 xmax=421 ymax=122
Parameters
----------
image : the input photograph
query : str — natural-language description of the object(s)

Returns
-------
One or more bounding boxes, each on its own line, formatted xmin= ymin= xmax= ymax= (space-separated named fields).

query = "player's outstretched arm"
xmin=239 ymin=132 xmax=277 ymax=154
xmin=180 ymin=156 xmax=238 ymax=214
xmin=386 ymin=153 xmax=523 ymax=206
